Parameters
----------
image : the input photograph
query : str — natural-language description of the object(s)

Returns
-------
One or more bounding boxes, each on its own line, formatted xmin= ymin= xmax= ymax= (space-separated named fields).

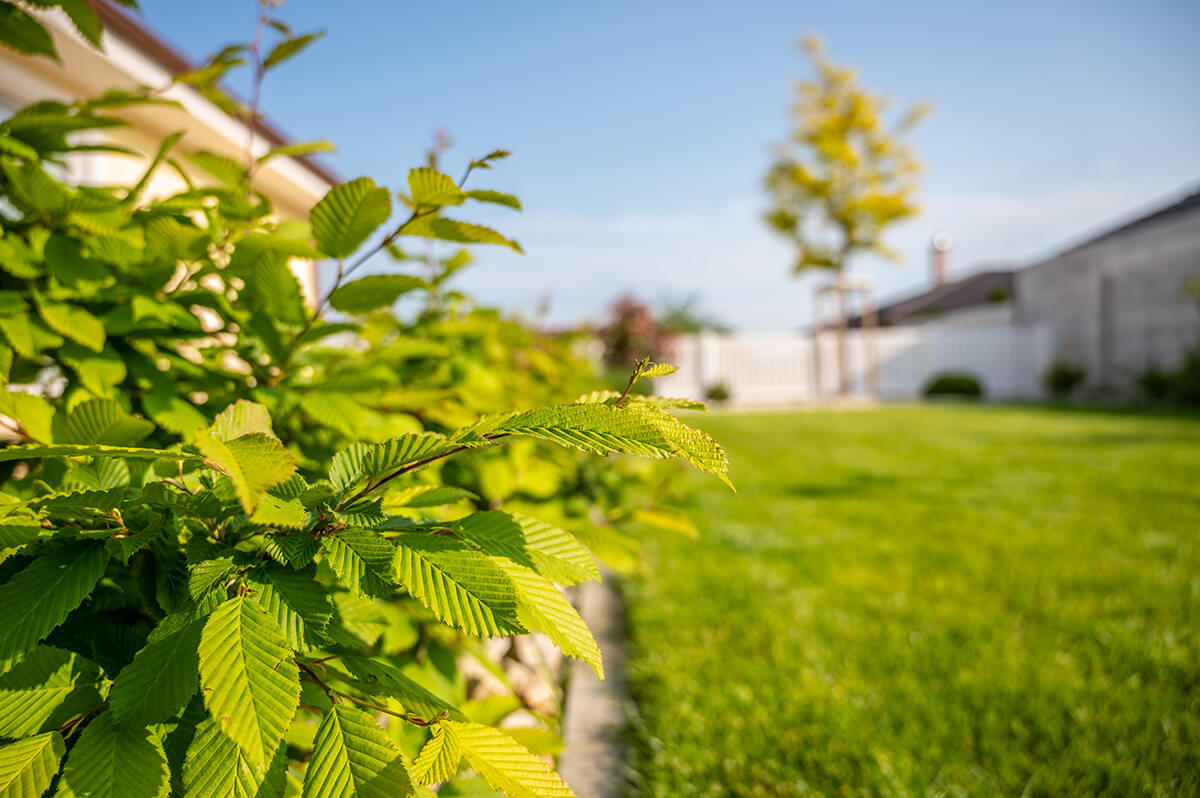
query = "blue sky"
xmin=138 ymin=0 xmax=1200 ymax=330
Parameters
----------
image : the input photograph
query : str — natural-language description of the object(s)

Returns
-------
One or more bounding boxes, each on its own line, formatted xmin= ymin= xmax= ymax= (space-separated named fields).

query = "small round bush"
xmin=705 ymin=382 xmax=731 ymax=402
xmin=1135 ymin=364 xmax=1172 ymax=401
xmin=1043 ymin=360 xmax=1086 ymax=398
xmin=924 ymin=372 xmax=983 ymax=399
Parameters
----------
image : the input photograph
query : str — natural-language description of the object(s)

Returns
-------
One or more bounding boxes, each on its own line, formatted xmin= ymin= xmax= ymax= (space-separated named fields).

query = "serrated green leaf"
xmin=187 ymin=555 xmax=238 ymax=603
xmin=250 ymin=493 xmax=308 ymax=529
xmin=328 ymin=591 xmax=386 ymax=648
xmin=245 ymin=564 xmax=333 ymax=652
xmin=493 ymin=559 xmax=602 ymax=678
xmin=263 ymin=31 xmax=323 ymax=71
xmin=0 ymin=517 xmax=42 ymax=561
xmin=329 ymin=434 xmax=467 ymax=495
xmin=389 ymin=485 xmax=477 ymax=508
xmin=36 ymin=299 xmax=105 ymax=351
xmin=411 ymin=724 xmax=462 ymax=787
xmin=198 ymin=596 xmax=300 ymax=769
xmin=109 ymin=618 xmax=203 ymax=726
xmin=58 ymin=0 xmax=104 ymax=47
xmin=320 ymin=528 xmax=395 ymax=598
xmin=57 ymin=712 xmax=169 ymax=798
xmin=511 ymin=513 xmax=600 ymax=585
xmin=258 ymin=140 xmax=335 ymax=163
xmin=402 ymin=217 xmax=522 ymax=253
xmin=296 ymin=320 xmax=360 ymax=346
xmin=444 ymin=721 xmax=574 ymax=798
xmin=486 ymin=402 xmax=732 ymax=486
xmin=0 ymin=2 xmax=58 ymax=61
xmin=211 ymin=400 xmax=277 ymax=442
xmin=408 ymin=167 xmax=465 ymax=207
xmin=0 ymin=134 xmax=38 ymax=161
xmin=334 ymin=655 xmax=464 ymax=722
xmin=0 ymin=390 xmax=55 ymax=443
xmin=299 ymin=392 xmax=370 ymax=439
xmin=311 ymin=177 xmax=392 ymax=258
xmin=453 ymin=511 xmax=598 ymax=586
xmin=195 ymin=430 xmax=296 ymax=513
xmin=0 ymin=314 xmax=39 ymax=360
xmin=0 ymin=542 xmax=108 ymax=660
xmin=638 ymin=361 xmax=679 ymax=378
xmin=182 ymin=716 xmax=286 ymax=798
xmin=62 ymin=342 xmax=127 ymax=397
xmin=62 ymin=398 xmax=154 ymax=446
xmin=303 ymin=705 xmax=414 ymax=797
xmin=493 ymin=403 xmax=677 ymax=459
xmin=328 ymin=274 xmax=428 ymax=314
xmin=504 ymin=727 xmax=563 ymax=757
xmin=461 ymin=695 xmax=522 ymax=727
xmin=392 ymin=534 xmax=523 ymax=638
xmin=241 ymin=253 xmax=309 ymax=326
xmin=263 ymin=533 xmax=320 ymax=570
xmin=0 ymin=646 xmax=105 ymax=737
xmin=465 ymin=190 xmax=521 ymax=210
xmin=629 ymin=507 xmax=698 ymax=537
xmin=186 ymin=150 xmax=245 ymax=186
xmin=0 ymin=443 xmax=200 ymax=464
xmin=28 ymin=487 xmax=126 ymax=521
xmin=624 ymin=402 xmax=732 ymax=488
xmin=0 ymin=731 xmax=65 ymax=798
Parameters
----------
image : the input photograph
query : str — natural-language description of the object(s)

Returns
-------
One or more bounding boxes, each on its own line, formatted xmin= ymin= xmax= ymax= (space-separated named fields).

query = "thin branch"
xmin=337 ymin=432 xmax=510 ymax=510
xmin=298 ymin=661 xmax=440 ymax=726
xmin=289 ymin=154 xmax=487 ymax=357
xmin=615 ymin=358 xmax=648 ymax=408
xmin=243 ymin=2 xmax=268 ymax=184
xmin=59 ymin=702 xmax=106 ymax=736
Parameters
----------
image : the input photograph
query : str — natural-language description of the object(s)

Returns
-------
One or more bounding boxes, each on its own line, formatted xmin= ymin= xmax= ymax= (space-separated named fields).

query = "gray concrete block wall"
xmin=1015 ymin=206 xmax=1200 ymax=392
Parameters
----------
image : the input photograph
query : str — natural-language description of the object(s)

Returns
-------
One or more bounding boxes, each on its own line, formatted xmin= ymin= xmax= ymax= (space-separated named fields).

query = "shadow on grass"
xmin=783 ymin=471 xmax=900 ymax=498
xmin=1001 ymin=400 xmax=1200 ymax=422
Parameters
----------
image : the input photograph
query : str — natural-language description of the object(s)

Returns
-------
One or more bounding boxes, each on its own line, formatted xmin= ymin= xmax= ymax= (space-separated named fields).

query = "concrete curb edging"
xmin=558 ymin=574 xmax=630 ymax=798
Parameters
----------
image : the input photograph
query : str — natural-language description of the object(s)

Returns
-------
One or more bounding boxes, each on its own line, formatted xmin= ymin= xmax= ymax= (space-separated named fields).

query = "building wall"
xmin=1015 ymin=206 xmax=1200 ymax=391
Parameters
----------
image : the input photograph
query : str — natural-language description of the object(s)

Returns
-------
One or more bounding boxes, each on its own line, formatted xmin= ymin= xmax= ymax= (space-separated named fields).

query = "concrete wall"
xmin=1015 ymin=204 xmax=1200 ymax=391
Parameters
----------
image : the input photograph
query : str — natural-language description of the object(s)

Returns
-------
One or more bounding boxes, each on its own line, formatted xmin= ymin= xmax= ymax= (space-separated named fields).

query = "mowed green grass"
xmin=625 ymin=405 xmax=1200 ymax=797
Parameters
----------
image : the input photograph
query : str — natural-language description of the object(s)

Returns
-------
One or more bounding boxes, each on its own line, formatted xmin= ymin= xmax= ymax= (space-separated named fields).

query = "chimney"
xmin=930 ymin=232 xmax=953 ymax=286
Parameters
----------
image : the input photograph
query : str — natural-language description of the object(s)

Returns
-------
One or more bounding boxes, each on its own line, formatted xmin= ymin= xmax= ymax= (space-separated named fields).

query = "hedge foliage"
xmin=0 ymin=5 xmax=727 ymax=796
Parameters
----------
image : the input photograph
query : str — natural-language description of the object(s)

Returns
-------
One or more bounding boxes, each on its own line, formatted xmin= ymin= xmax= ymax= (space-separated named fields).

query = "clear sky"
xmin=137 ymin=0 xmax=1200 ymax=331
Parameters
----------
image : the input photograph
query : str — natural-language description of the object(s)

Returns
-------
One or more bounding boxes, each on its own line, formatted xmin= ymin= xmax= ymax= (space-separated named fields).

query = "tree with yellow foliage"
xmin=765 ymin=36 xmax=926 ymax=395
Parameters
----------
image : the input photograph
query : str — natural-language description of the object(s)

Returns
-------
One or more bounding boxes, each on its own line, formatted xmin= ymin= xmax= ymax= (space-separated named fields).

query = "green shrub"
xmin=923 ymin=372 xmax=983 ymax=399
xmin=1168 ymin=344 xmax=1200 ymax=404
xmin=1042 ymin=360 xmax=1087 ymax=398
xmin=1135 ymin=350 xmax=1200 ymax=405
xmin=1136 ymin=363 xmax=1173 ymax=401
xmin=705 ymin=382 xmax=731 ymax=402
xmin=0 ymin=7 xmax=729 ymax=796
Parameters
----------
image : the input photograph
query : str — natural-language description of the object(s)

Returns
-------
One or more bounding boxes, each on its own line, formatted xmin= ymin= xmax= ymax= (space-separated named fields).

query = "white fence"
xmin=654 ymin=324 xmax=1056 ymax=405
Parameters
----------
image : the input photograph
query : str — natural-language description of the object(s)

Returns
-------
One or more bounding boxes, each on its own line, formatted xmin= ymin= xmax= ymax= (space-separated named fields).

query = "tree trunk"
xmin=836 ymin=275 xmax=848 ymax=396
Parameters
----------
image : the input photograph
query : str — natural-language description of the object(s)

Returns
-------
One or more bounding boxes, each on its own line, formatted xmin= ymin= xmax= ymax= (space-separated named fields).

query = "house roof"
xmin=1038 ymin=187 xmax=1200 ymax=262
xmin=849 ymin=270 xmax=1015 ymax=328
xmin=94 ymin=0 xmax=340 ymax=188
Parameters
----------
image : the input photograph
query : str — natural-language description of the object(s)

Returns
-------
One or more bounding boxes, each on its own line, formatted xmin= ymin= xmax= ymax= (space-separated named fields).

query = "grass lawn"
xmin=624 ymin=405 xmax=1200 ymax=797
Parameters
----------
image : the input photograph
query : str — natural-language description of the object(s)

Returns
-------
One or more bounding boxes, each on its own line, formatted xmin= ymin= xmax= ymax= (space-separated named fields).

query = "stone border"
xmin=557 ymin=573 xmax=630 ymax=797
